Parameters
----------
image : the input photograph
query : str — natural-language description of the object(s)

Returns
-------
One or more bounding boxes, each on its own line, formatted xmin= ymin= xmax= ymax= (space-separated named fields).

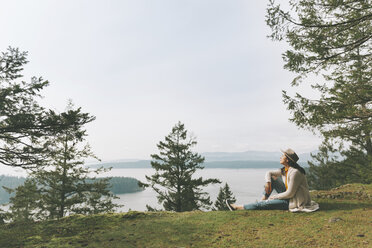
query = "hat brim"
xmin=280 ymin=149 xmax=299 ymax=164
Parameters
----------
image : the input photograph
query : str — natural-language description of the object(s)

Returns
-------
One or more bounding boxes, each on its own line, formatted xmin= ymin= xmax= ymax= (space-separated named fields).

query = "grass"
xmin=0 ymin=183 xmax=371 ymax=248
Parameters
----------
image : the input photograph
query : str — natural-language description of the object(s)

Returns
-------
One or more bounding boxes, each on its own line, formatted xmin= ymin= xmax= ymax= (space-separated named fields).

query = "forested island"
xmin=0 ymin=175 xmax=143 ymax=204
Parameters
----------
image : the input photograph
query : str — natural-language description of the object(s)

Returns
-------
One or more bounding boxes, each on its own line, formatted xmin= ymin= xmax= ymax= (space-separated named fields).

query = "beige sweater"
xmin=266 ymin=167 xmax=319 ymax=212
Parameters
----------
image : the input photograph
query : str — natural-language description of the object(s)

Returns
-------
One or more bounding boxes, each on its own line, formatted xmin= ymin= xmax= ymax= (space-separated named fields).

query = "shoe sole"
xmin=225 ymin=199 xmax=234 ymax=211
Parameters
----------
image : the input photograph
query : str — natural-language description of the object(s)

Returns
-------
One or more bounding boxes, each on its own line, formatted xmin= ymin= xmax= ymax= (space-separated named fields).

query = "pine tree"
xmin=266 ymin=0 xmax=372 ymax=188
xmin=308 ymin=142 xmax=372 ymax=190
xmin=0 ymin=47 xmax=93 ymax=169
xmin=143 ymin=122 xmax=221 ymax=212
xmin=214 ymin=183 xmax=236 ymax=211
xmin=36 ymin=103 xmax=119 ymax=219
xmin=8 ymin=103 xmax=120 ymax=220
xmin=3 ymin=179 xmax=41 ymax=222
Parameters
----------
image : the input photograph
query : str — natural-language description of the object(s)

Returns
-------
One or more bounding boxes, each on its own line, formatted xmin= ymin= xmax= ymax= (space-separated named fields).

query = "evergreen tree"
xmin=266 ymin=0 xmax=372 ymax=188
xmin=7 ymin=103 xmax=120 ymax=220
xmin=35 ymin=103 xmax=119 ymax=219
xmin=143 ymin=122 xmax=220 ymax=212
xmin=0 ymin=47 xmax=93 ymax=168
xmin=3 ymin=179 xmax=41 ymax=222
xmin=308 ymin=142 xmax=372 ymax=190
xmin=266 ymin=0 xmax=371 ymax=75
xmin=214 ymin=183 xmax=236 ymax=211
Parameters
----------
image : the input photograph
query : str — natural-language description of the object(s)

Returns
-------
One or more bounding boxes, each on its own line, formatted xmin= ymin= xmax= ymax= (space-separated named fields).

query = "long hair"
xmin=281 ymin=159 xmax=306 ymax=175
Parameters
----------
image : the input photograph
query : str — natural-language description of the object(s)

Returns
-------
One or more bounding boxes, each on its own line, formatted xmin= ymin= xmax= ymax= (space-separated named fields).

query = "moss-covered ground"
xmin=0 ymin=183 xmax=371 ymax=247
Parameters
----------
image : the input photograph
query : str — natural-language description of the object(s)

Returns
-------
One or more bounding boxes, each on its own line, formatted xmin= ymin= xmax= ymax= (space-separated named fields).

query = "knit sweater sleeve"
xmin=274 ymin=170 xmax=302 ymax=200
xmin=265 ymin=169 xmax=282 ymax=182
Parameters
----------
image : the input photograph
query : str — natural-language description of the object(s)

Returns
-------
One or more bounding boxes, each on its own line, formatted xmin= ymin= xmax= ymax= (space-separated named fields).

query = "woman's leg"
xmin=243 ymin=199 xmax=289 ymax=210
xmin=263 ymin=176 xmax=286 ymax=199
xmin=229 ymin=176 xmax=289 ymax=211
xmin=230 ymin=177 xmax=288 ymax=210
xmin=246 ymin=177 xmax=288 ymax=210
xmin=230 ymin=199 xmax=289 ymax=211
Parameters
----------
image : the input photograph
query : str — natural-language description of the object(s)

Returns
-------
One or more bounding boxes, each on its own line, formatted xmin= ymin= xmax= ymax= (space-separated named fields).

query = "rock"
xmin=328 ymin=217 xmax=343 ymax=223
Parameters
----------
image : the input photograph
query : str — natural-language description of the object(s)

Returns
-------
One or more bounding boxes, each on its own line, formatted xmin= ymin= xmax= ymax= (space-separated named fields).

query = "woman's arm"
xmin=265 ymin=169 xmax=282 ymax=182
xmin=272 ymin=170 xmax=302 ymax=199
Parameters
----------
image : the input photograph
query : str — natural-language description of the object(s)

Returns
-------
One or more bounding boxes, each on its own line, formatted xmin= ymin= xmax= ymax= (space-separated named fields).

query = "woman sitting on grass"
xmin=226 ymin=148 xmax=319 ymax=212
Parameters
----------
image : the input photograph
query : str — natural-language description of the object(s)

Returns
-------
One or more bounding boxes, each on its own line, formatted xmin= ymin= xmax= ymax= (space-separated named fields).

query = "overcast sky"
xmin=0 ymin=0 xmax=322 ymax=161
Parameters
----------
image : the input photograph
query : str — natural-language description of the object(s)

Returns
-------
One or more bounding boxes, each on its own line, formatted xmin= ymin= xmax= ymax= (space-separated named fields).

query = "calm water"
xmin=0 ymin=165 xmax=274 ymax=212
xmin=99 ymin=168 xmax=270 ymax=211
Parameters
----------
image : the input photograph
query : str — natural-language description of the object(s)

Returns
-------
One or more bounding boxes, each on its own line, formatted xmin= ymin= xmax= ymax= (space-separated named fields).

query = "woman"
xmin=226 ymin=148 xmax=319 ymax=212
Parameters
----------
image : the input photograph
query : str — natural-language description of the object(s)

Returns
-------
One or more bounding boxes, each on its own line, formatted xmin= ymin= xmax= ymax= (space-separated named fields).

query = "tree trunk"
xmin=59 ymin=136 xmax=68 ymax=218
xmin=366 ymin=136 xmax=372 ymax=158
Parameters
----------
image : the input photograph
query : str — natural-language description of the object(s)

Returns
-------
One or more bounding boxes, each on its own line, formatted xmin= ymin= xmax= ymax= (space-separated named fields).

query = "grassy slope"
xmin=0 ymin=184 xmax=371 ymax=248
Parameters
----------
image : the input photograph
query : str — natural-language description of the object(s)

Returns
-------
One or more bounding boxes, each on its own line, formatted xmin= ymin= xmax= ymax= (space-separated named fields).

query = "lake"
xmin=0 ymin=164 xmax=276 ymax=212
xmin=98 ymin=168 xmax=271 ymax=211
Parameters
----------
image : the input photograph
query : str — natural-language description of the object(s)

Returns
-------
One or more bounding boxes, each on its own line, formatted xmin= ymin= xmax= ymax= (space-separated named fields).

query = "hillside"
xmin=0 ymin=183 xmax=370 ymax=248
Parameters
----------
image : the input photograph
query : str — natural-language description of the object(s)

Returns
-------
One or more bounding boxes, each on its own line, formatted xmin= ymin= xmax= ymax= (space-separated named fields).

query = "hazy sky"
xmin=0 ymin=0 xmax=322 ymax=161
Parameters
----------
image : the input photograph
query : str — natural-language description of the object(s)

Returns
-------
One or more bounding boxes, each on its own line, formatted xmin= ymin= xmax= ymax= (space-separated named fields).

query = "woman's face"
xmin=280 ymin=154 xmax=288 ymax=165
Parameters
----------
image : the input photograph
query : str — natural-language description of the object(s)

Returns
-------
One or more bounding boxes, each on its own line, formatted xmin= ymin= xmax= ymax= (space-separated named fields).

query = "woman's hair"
xmin=281 ymin=159 xmax=306 ymax=175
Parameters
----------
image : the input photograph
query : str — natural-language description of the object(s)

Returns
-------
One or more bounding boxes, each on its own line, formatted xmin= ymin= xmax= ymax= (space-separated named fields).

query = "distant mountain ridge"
xmin=91 ymin=151 xmax=314 ymax=169
xmin=201 ymin=150 xmax=314 ymax=162
xmin=96 ymin=150 xmax=315 ymax=164
xmin=91 ymin=160 xmax=308 ymax=169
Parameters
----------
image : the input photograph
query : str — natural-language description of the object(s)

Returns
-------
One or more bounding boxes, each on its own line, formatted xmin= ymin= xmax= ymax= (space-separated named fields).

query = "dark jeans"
xmin=243 ymin=177 xmax=289 ymax=210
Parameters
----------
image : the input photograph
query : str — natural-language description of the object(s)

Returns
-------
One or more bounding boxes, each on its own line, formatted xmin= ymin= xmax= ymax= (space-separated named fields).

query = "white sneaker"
xmin=225 ymin=199 xmax=235 ymax=211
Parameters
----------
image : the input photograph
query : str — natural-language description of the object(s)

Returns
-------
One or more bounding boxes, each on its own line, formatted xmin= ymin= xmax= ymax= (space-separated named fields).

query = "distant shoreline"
xmin=89 ymin=160 xmax=309 ymax=169
xmin=0 ymin=176 xmax=144 ymax=204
